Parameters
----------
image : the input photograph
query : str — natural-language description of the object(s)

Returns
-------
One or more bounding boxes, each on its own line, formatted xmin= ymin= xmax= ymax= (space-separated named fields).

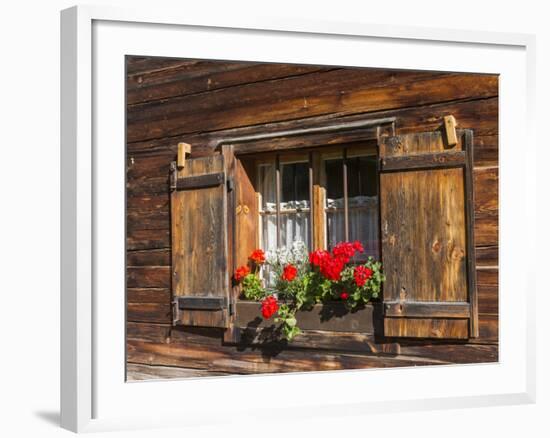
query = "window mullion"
xmin=308 ymin=152 xmax=314 ymax=250
xmin=343 ymin=148 xmax=349 ymax=241
xmin=275 ymin=154 xmax=281 ymax=248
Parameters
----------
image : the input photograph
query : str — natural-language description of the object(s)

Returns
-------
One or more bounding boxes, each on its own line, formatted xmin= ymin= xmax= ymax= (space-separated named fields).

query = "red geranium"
xmin=249 ymin=249 xmax=266 ymax=265
xmin=352 ymin=240 xmax=365 ymax=253
xmin=309 ymin=249 xmax=345 ymax=281
xmin=233 ymin=265 xmax=250 ymax=282
xmin=282 ymin=264 xmax=298 ymax=282
xmin=340 ymin=291 xmax=349 ymax=300
xmin=332 ymin=241 xmax=364 ymax=263
xmin=319 ymin=256 xmax=345 ymax=281
xmin=309 ymin=249 xmax=329 ymax=267
xmin=261 ymin=296 xmax=279 ymax=319
xmin=354 ymin=265 xmax=373 ymax=287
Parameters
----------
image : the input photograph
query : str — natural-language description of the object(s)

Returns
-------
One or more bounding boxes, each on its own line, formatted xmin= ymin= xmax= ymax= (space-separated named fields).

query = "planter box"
xmin=235 ymin=300 xmax=380 ymax=334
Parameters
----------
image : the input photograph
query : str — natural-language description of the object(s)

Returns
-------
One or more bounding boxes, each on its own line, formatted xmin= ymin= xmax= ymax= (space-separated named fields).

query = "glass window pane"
xmin=348 ymin=155 xmax=379 ymax=258
xmin=261 ymin=214 xmax=278 ymax=253
xmin=325 ymin=159 xmax=343 ymax=201
xmin=324 ymin=154 xmax=379 ymax=258
xmin=326 ymin=210 xmax=345 ymax=251
xmin=281 ymin=162 xmax=310 ymax=210
xmin=258 ymin=163 xmax=276 ymax=212
xmin=280 ymin=212 xmax=310 ymax=250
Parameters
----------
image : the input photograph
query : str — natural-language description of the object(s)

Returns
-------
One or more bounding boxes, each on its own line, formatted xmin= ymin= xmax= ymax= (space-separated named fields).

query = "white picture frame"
xmin=60 ymin=5 xmax=536 ymax=433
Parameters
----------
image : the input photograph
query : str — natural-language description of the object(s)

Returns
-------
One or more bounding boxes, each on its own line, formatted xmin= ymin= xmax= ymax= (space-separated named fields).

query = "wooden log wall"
xmin=126 ymin=56 xmax=498 ymax=380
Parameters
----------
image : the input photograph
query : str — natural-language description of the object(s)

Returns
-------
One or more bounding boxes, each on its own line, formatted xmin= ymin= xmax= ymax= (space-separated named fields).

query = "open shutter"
xmin=379 ymin=129 xmax=478 ymax=339
xmin=170 ymin=151 xmax=233 ymax=328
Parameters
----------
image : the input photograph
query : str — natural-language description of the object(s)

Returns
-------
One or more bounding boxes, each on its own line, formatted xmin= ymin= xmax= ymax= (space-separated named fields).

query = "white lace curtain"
xmin=258 ymin=162 xmax=378 ymax=257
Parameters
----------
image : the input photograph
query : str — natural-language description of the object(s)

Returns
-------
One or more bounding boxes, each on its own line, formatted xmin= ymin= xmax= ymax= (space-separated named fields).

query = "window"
xmin=169 ymin=128 xmax=479 ymax=341
xmin=255 ymin=143 xmax=379 ymax=263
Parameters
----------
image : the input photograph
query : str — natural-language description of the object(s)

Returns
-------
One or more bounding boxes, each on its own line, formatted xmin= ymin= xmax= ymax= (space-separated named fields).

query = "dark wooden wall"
xmin=126 ymin=56 xmax=498 ymax=380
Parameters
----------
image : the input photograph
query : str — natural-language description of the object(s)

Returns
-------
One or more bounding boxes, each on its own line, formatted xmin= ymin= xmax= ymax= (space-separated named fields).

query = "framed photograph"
xmin=61 ymin=5 xmax=536 ymax=433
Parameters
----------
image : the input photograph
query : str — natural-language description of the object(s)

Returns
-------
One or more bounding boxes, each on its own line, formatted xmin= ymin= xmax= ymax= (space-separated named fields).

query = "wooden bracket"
xmin=443 ymin=115 xmax=458 ymax=147
xmin=177 ymin=142 xmax=192 ymax=169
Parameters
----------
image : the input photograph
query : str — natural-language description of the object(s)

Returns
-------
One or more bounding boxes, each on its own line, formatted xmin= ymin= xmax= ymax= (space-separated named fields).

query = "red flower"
xmin=340 ymin=291 xmax=349 ymax=300
xmin=281 ymin=264 xmax=298 ymax=282
xmin=319 ymin=256 xmax=345 ymax=281
xmin=309 ymin=249 xmax=329 ymax=267
xmin=234 ymin=265 xmax=250 ymax=282
xmin=352 ymin=240 xmax=364 ymax=253
xmin=261 ymin=296 xmax=279 ymax=319
xmin=249 ymin=249 xmax=266 ymax=265
xmin=354 ymin=265 xmax=373 ymax=287
xmin=332 ymin=241 xmax=363 ymax=263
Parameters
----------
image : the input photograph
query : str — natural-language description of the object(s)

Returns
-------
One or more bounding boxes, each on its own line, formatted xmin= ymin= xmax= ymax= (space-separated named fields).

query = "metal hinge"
xmin=171 ymin=299 xmax=179 ymax=326
xmin=227 ymin=177 xmax=234 ymax=192
xmin=176 ymin=296 xmax=228 ymax=310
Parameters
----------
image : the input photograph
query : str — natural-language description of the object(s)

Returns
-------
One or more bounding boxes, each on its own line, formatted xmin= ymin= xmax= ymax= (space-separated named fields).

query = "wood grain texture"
xmin=126 ymin=58 xmax=499 ymax=374
xmin=127 ymin=339 xmax=450 ymax=374
xmin=379 ymin=131 xmax=478 ymax=339
xmin=234 ymin=158 xmax=258 ymax=268
xmin=384 ymin=318 xmax=469 ymax=339
xmin=127 ymin=62 xmax=330 ymax=105
xmin=127 ymin=363 xmax=230 ymax=380
xmin=236 ymin=301 xmax=377 ymax=334
xmin=381 ymin=167 xmax=468 ymax=303
xmin=127 ymin=72 xmax=497 ymax=143
xmin=171 ymin=155 xmax=229 ymax=327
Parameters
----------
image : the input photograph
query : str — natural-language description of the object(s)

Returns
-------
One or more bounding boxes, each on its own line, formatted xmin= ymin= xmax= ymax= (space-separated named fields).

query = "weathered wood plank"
xmin=127 ymin=287 xmax=170 ymax=303
xmin=477 ymin=268 xmax=498 ymax=314
xmin=127 ymin=73 xmax=497 ymax=142
xmin=477 ymin=314 xmax=498 ymax=343
xmin=232 ymin=327 xmax=399 ymax=354
xmin=397 ymin=342 xmax=498 ymax=363
xmin=127 ymin=210 xmax=169 ymax=231
xmin=127 ymin=363 xmax=230 ymax=380
xmin=127 ymin=229 xmax=170 ymax=251
xmin=474 ymin=213 xmax=498 ymax=247
xmin=126 ymin=97 xmax=498 ymax=159
xmin=127 ymin=303 xmax=171 ymax=323
xmin=127 ymin=339 xmax=449 ymax=374
xmin=126 ymin=57 xmax=210 ymax=75
xmin=475 ymin=245 xmax=498 ymax=267
xmin=380 ymin=151 xmax=466 ymax=171
xmin=474 ymin=167 xmax=498 ymax=215
xmin=127 ymin=249 xmax=171 ymax=266
xmin=127 ymin=322 xmax=225 ymax=346
xmin=128 ymin=63 xmax=330 ymax=105
xmin=384 ymin=302 xmax=470 ymax=318
xmin=380 ymin=166 xmax=469 ymax=303
xmin=384 ymin=318 xmax=469 ymax=339
xmin=127 ymin=266 xmax=171 ymax=288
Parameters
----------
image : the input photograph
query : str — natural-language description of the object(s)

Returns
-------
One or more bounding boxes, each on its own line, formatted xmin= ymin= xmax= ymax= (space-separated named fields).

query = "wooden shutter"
xmin=379 ymin=130 xmax=478 ymax=339
xmin=171 ymin=151 xmax=234 ymax=328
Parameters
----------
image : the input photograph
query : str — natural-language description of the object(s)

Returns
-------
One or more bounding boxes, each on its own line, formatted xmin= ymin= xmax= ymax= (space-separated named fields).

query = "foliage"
xmin=234 ymin=241 xmax=385 ymax=341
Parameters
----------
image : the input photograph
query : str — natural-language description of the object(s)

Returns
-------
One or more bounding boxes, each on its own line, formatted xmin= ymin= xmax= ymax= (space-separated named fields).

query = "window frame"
xmin=228 ymin=120 xmax=396 ymax=337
